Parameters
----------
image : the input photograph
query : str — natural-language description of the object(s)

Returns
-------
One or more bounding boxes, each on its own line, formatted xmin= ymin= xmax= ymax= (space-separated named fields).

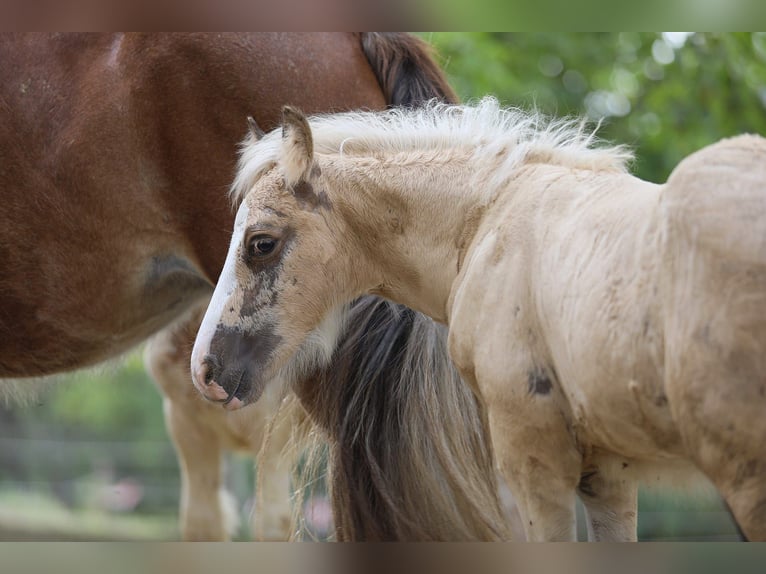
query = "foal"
xmin=191 ymin=99 xmax=766 ymax=541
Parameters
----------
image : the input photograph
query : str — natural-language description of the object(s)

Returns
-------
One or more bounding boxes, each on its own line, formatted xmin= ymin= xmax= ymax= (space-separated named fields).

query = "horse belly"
xmin=0 ymin=252 xmax=211 ymax=377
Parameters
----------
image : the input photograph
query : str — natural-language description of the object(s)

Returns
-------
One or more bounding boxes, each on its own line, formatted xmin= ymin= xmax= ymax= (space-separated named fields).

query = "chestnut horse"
xmin=196 ymin=98 xmax=766 ymax=541
xmin=0 ymin=33 xmax=508 ymax=541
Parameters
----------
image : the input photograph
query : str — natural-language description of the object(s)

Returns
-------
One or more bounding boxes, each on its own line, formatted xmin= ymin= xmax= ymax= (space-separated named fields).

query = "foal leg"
xmin=577 ymin=459 xmax=638 ymax=541
xmin=662 ymin=144 xmax=766 ymax=540
xmin=145 ymin=309 xmax=238 ymax=541
xmin=661 ymin=252 xmax=766 ymax=538
xmin=486 ymin=399 xmax=581 ymax=541
xmin=669 ymin=366 xmax=766 ymax=541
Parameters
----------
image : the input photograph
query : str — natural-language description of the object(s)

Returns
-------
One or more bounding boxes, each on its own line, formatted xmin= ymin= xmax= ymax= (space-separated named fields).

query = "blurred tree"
xmin=424 ymin=33 xmax=766 ymax=182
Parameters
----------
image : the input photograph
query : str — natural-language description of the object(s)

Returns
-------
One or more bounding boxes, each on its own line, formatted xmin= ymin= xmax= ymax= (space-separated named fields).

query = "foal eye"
xmin=247 ymin=235 xmax=278 ymax=258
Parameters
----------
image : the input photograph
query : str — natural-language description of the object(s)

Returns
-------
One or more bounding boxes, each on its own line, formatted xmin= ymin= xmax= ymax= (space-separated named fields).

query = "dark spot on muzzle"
xmin=204 ymin=324 xmax=282 ymax=405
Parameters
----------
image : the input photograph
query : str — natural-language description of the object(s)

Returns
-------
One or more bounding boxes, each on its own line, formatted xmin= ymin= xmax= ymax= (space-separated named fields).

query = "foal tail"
xmin=294 ymin=35 xmax=508 ymax=541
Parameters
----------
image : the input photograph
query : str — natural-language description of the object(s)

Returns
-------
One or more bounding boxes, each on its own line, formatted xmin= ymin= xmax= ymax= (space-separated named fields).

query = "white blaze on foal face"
xmin=190 ymin=194 xmax=288 ymax=409
xmin=191 ymin=109 xmax=345 ymax=410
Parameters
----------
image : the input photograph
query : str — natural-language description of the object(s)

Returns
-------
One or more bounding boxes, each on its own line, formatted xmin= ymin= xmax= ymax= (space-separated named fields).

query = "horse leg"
xmin=496 ymin=472 xmax=528 ymax=541
xmin=732 ymin=472 xmax=766 ymax=542
xmin=250 ymin=400 xmax=294 ymax=541
xmin=661 ymin=244 xmax=766 ymax=538
xmin=719 ymin=476 xmax=766 ymax=541
xmin=485 ymin=399 xmax=581 ymax=541
xmin=145 ymin=309 xmax=239 ymax=541
xmin=577 ymin=459 xmax=638 ymax=541
xmin=163 ymin=399 xmax=239 ymax=540
xmin=669 ymin=365 xmax=766 ymax=541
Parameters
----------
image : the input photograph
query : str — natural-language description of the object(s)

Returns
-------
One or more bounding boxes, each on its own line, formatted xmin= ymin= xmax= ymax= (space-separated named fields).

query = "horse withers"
xmin=192 ymin=98 xmax=766 ymax=541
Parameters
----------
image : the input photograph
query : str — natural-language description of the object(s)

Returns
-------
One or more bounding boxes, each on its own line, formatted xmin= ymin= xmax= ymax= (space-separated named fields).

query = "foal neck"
xmin=327 ymin=150 xmax=485 ymax=323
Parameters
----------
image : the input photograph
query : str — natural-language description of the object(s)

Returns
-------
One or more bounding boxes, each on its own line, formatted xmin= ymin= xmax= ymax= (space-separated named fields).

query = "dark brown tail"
xmin=302 ymin=299 xmax=507 ymax=541
xmin=294 ymin=34 xmax=507 ymax=541
xmin=360 ymin=32 xmax=458 ymax=106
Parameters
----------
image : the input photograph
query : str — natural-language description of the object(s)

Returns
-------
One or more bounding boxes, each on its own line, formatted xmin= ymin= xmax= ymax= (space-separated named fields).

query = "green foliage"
xmin=425 ymin=33 xmax=766 ymax=182
xmin=45 ymin=353 xmax=166 ymax=442
xmin=0 ymin=350 xmax=179 ymax=518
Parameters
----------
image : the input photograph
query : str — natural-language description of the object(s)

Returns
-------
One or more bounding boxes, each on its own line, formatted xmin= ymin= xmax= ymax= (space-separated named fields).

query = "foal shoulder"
xmin=447 ymin=227 xmax=533 ymax=386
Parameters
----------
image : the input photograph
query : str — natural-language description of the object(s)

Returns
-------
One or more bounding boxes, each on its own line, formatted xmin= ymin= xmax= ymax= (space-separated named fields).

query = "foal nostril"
xmin=202 ymin=354 xmax=221 ymax=384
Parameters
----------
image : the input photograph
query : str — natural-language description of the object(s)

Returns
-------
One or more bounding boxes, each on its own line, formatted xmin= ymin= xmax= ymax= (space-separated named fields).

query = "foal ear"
xmin=247 ymin=116 xmax=265 ymax=141
xmin=280 ymin=106 xmax=314 ymax=185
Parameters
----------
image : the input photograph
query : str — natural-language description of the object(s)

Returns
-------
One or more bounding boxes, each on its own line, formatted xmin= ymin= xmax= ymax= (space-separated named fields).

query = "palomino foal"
xmin=192 ymin=99 xmax=766 ymax=541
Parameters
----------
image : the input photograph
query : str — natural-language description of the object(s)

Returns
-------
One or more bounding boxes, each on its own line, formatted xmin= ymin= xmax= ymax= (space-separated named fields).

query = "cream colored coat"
xmin=194 ymin=100 xmax=766 ymax=541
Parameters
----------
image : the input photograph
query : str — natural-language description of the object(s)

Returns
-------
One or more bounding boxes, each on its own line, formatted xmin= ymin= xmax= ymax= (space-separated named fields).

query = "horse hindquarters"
xmin=662 ymin=135 xmax=766 ymax=540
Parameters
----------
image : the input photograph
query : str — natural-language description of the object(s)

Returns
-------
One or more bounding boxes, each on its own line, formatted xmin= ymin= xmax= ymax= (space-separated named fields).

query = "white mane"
xmin=231 ymin=96 xmax=633 ymax=206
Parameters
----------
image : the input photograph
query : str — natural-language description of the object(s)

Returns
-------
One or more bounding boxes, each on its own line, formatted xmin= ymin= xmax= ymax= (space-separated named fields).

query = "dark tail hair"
xmin=293 ymin=34 xmax=508 ymax=541
xmin=298 ymin=300 xmax=508 ymax=541
xmin=360 ymin=32 xmax=458 ymax=106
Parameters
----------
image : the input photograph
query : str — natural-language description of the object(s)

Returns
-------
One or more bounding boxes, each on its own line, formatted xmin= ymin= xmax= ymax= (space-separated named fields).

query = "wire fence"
xmin=0 ymin=358 xmax=744 ymax=542
xmin=0 ymin=431 xmax=743 ymax=541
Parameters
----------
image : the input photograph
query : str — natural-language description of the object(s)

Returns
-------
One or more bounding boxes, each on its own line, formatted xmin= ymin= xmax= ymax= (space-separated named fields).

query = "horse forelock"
xmin=231 ymin=97 xmax=634 ymax=210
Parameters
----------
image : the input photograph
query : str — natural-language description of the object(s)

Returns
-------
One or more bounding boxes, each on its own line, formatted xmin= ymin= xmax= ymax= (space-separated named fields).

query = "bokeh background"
xmin=1 ymin=32 xmax=764 ymax=541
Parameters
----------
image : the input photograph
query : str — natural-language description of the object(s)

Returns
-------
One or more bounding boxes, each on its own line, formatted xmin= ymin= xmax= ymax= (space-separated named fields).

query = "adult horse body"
xmin=0 ymin=33 xmax=388 ymax=376
xmin=1 ymin=34 xmax=507 ymax=541
xmin=196 ymin=98 xmax=766 ymax=541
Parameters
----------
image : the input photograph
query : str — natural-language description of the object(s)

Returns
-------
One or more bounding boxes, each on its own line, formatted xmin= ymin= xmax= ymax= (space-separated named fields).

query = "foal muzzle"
xmin=191 ymin=325 xmax=281 ymax=410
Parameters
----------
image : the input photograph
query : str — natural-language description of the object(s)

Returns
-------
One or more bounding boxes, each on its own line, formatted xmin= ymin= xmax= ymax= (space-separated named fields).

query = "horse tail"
xmin=293 ymin=34 xmax=507 ymax=540
xmin=307 ymin=300 xmax=509 ymax=540
xmin=360 ymin=32 xmax=459 ymax=106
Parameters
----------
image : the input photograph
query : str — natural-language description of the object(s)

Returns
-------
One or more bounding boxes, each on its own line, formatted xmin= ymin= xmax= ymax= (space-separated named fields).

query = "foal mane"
xmin=230 ymin=97 xmax=633 ymax=207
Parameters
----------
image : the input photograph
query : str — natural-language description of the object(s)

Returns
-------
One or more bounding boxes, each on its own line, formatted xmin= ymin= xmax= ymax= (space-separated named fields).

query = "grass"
xmin=0 ymin=490 xmax=178 ymax=541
